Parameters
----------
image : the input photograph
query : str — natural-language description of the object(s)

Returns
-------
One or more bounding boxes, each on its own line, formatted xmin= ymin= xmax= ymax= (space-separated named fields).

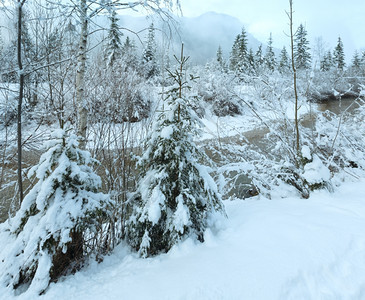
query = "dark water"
xmin=316 ymin=97 xmax=363 ymax=115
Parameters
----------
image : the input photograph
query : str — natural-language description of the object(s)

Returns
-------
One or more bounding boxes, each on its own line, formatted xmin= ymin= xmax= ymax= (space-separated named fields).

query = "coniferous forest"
xmin=0 ymin=0 xmax=365 ymax=298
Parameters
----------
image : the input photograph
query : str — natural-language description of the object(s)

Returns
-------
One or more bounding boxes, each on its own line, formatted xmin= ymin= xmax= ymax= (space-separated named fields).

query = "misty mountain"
xmin=115 ymin=12 xmax=264 ymax=64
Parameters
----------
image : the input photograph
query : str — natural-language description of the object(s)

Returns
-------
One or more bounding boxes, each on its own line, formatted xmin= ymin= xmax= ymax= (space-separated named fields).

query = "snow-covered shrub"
xmin=125 ymin=53 xmax=226 ymax=257
xmin=88 ymin=58 xmax=151 ymax=124
xmin=191 ymin=64 xmax=241 ymax=117
xmin=309 ymin=70 xmax=361 ymax=102
xmin=0 ymin=86 xmax=17 ymax=127
xmin=313 ymin=98 xmax=365 ymax=177
xmin=212 ymin=73 xmax=343 ymax=199
xmin=0 ymin=129 xmax=111 ymax=295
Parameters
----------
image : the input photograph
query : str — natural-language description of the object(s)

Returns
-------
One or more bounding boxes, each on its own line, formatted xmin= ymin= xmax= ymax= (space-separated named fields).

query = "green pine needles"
xmin=126 ymin=45 xmax=226 ymax=257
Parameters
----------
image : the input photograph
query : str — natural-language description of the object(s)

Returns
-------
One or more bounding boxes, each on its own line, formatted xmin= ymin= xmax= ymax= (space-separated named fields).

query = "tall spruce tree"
xmin=142 ymin=23 xmax=158 ymax=78
xmin=237 ymin=27 xmax=248 ymax=72
xmin=333 ymin=36 xmax=345 ymax=71
xmin=230 ymin=34 xmax=240 ymax=71
xmin=104 ymin=8 xmax=123 ymax=65
xmin=264 ymin=33 xmax=276 ymax=71
xmin=126 ymin=46 xmax=226 ymax=258
xmin=294 ymin=24 xmax=311 ymax=69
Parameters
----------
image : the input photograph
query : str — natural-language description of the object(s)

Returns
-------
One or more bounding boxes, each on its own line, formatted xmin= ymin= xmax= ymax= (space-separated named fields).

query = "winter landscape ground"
xmin=1 ymin=178 xmax=365 ymax=300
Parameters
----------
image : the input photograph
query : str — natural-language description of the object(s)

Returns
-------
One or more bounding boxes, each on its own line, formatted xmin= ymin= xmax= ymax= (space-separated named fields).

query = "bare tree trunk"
xmin=17 ymin=0 xmax=26 ymax=203
xmin=76 ymin=0 xmax=88 ymax=149
xmin=288 ymin=0 xmax=300 ymax=161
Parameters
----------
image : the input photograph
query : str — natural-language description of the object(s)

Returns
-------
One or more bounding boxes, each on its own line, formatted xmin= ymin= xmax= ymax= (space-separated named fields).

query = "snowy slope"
xmin=3 ymin=179 xmax=365 ymax=300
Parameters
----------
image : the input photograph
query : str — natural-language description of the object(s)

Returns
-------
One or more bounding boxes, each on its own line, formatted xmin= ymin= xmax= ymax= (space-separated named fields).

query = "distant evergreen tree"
xmin=320 ymin=50 xmax=333 ymax=71
xmin=294 ymin=24 xmax=311 ymax=69
xmin=333 ymin=37 xmax=345 ymax=71
xmin=21 ymin=11 xmax=35 ymax=61
xmin=126 ymin=47 xmax=226 ymax=258
xmin=105 ymin=9 xmax=123 ymax=65
xmin=255 ymin=44 xmax=265 ymax=70
xmin=229 ymin=27 xmax=249 ymax=73
xmin=64 ymin=19 xmax=78 ymax=56
xmin=216 ymin=45 xmax=224 ymax=70
xmin=279 ymin=46 xmax=290 ymax=73
xmin=360 ymin=51 xmax=365 ymax=74
xmin=361 ymin=51 xmax=365 ymax=67
xmin=247 ymin=48 xmax=256 ymax=74
xmin=236 ymin=27 xmax=248 ymax=72
xmin=351 ymin=50 xmax=361 ymax=73
xmin=264 ymin=33 xmax=276 ymax=71
xmin=142 ymin=23 xmax=158 ymax=78
xmin=230 ymin=34 xmax=240 ymax=71
xmin=121 ymin=36 xmax=138 ymax=69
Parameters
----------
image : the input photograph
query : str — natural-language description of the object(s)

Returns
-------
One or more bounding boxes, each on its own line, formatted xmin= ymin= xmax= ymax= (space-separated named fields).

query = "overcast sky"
xmin=180 ymin=0 xmax=365 ymax=60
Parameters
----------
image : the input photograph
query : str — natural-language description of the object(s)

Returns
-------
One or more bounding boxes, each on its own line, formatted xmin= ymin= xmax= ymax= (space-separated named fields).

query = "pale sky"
xmin=180 ymin=0 xmax=365 ymax=60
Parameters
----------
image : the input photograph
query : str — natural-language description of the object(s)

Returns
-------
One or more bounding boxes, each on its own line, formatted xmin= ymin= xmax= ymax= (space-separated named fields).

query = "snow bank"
xmin=2 ymin=179 xmax=364 ymax=300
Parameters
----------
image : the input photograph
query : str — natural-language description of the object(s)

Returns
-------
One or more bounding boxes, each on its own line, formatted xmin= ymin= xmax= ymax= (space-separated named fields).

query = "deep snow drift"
xmin=2 ymin=178 xmax=365 ymax=300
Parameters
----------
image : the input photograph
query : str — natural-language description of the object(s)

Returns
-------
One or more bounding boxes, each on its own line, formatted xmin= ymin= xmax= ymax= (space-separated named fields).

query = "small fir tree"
xmin=121 ymin=36 xmax=138 ymax=69
xmin=264 ymin=33 xmax=276 ymax=71
xmin=294 ymin=24 xmax=311 ymax=69
xmin=333 ymin=36 xmax=345 ymax=71
xmin=279 ymin=46 xmax=291 ymax=73
xmin=0 ymin=129 xmax=110 ymax=295
xmin=320 ymin=50 xmax=333 ymax=71
xmin=126 ymin=46 xmax=226 ymax=258
xmin=255 ymin=44 xmax=265 ymax=71
xmin=247 ymin=48 xmax=256 ymax=74
xmin=351 ymin=50 xmax=361 ymax=73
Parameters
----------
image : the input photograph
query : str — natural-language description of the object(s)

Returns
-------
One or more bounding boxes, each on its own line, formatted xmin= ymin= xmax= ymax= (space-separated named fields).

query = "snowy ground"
xmin=2 ymin=178 xmax=365 ymax=300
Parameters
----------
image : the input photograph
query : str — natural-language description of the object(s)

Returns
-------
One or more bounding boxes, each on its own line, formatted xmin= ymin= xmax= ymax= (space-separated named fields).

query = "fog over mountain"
xmin=116 ymin=11 xmax=264 ymax=64
xmin=0 ymin=9 xmax=267 ymax=64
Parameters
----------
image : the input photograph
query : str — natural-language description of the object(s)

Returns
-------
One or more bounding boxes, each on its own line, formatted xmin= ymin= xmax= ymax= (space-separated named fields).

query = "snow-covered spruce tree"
xmin=104 ymin=8 xmax=123 ymax=66
xmin=333 ymin=36 xmax=345 ymax=71
xmin=255 ymin=44 xmax=265 ymax=73
xmin=126 ymin=46 xmax=226 ymax=258
xmin=264 ymin=33 xmax=276 ymax=71
xmin=216 ymin=45 xmax=225 ymax=71
xmin=142 ymin=23 xmax=158 ymax=79
xmin=229 ymin=34 xmax=240 ymax=71
xmin=279 ymin=46 xmax=291 ymax=73
xmin=0 ymin=129 xmax=111 ymax=295
xmin=320 ymin=51 xmax=333 ymax=72
xmin=294 ymin=24 xmax=311 ymax=70
xmin=351 ymin=50 xmax=361 ymax=74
